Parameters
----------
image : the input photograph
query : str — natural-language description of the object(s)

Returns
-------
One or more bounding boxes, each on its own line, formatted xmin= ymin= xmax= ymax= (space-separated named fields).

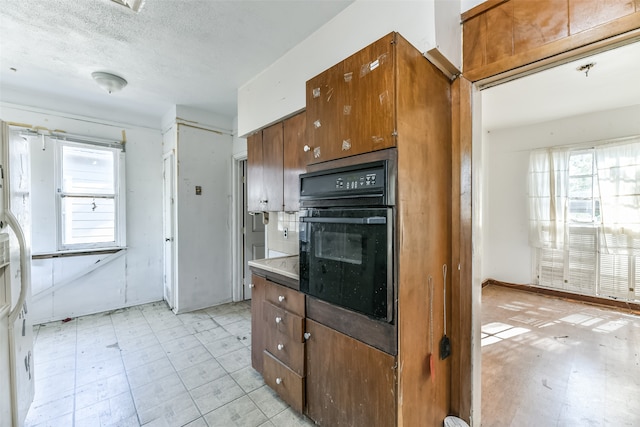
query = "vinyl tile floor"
xmin=481 ymin=285 xmax=640 ymax=427
xmin=25 ymin=300 xmax=315 ymax=427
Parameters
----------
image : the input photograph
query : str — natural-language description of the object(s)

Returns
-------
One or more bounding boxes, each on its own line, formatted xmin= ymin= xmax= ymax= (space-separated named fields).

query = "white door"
xmin=163 ymin=152 xmax=176 ymax=310
xmin=242 ymin=160 xmax=264 ymax=299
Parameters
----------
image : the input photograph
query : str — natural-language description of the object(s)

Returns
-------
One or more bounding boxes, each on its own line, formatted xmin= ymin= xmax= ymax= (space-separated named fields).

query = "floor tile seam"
xmin=246 ymin=385 xmax=291 ymax=422
xmin=200 ymin=393 xmax=271 ymax=425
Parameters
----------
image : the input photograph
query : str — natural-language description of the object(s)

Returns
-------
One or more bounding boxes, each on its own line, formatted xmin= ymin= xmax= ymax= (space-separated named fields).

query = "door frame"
xmin=232 ymin=152 xmax=247 ymax=302
xmin=162 ymin=150 xmax=177 ymax=310
xmin=459 ymin=23 xmax=640 ymax=427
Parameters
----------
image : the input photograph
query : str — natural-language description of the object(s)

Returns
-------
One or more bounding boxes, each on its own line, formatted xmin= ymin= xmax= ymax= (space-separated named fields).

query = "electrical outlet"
xmin=283 ymin=227 xmax=288 ymax=239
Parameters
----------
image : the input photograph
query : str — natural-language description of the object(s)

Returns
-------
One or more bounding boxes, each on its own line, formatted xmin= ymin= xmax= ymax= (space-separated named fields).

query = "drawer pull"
xmin=276 ymin=377 xmax=283 ymax=385
xmin=277 ymin=343 xmax=284 ymax=351
xmin=278 ymin=295 xmax=285 ymax=302
xmin=275 ymin=316 xmax=282 ymax=324
xmin=304 ymin=332 xmax=311 ymax=340
xmin=248 ymin=283 xmax=255 ymax=289
xmin=303 ymin=145 xmax=311 ymax=152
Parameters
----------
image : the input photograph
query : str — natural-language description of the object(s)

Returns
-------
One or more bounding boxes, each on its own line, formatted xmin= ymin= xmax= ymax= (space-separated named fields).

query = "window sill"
xmin=32 ymin=247 xmax=127 ymax=260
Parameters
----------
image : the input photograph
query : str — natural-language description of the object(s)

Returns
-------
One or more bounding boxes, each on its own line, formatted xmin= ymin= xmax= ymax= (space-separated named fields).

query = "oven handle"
xmin=300 ymin=216 xmax=387 ymax=225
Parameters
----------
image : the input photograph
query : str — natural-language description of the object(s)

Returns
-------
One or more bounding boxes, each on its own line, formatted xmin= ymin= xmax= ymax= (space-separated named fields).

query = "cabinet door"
xmin=250 ymin=274 xmax=267 ymax=373
xmin=283 ymin=112 xmax=309 ymax=212
xmin=262 ymin=122 xmax=284 ymax=212
xmin=305 ymin=319 xmax=397 ymax=427
xmin=247 ymin=132 xmax=264 ymax=212
xmin=342 ymin=33 xmax=396 ymax=156
xmin=306 ymin=33 xmax=397 ymax=164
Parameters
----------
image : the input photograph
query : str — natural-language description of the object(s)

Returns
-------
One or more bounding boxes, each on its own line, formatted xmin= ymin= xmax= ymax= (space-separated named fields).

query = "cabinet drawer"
xmin=265 ymin=280 xmax=305 ymax=317
xmin=264 ymin=325 xmax=305 ymax=376
xmin=263 ymin=351 xmax=305 ymax=414
xmin=263 ymin=301 xmax=305 ymax=342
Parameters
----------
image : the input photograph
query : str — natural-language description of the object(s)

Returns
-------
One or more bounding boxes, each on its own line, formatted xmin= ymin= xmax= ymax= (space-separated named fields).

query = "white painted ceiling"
xmin=1 ymin=0 xmax=637 ymax=131
xmin=482 ymin=40 xmax=640 ymax=131
xmin=0 ymin=0 xmax=353 ymax=128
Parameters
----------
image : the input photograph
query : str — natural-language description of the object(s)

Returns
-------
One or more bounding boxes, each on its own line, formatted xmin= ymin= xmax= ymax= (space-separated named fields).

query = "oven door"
xmin=299 ymin=207 xmax=393 ymax=322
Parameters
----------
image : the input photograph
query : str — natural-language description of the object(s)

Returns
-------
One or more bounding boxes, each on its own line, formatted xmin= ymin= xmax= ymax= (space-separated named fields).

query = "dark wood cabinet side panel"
xmin=283 ymin=111 xmax=308 ymax=212
xmin=250 ymin=274 xmax=268 ymax=373
xmin=305 ymin=320 xmax=396 ymax=427
xmin=569 ymin=0 xmax=636 ymax=34
xmin=262 ymin=122 xmax=284 ymax=212
xmin=395 ymin=35 xmax=452 ymax=426
xmin=513 ymin=0 xmax=569 ymax=53
xmin=247 ymin=132 xmax=264 ymax=212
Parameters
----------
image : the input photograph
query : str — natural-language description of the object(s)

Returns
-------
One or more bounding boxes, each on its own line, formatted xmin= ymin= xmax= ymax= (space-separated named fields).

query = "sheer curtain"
xmin=595 ymin=137 xmax=640 ymax=256
xmin=528 ymin=147 xmax=570 ymax=249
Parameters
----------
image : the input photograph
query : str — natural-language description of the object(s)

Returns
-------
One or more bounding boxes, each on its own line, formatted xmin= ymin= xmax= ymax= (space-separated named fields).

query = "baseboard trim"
xmin=483 ymin=279 xmax=640 ymax=314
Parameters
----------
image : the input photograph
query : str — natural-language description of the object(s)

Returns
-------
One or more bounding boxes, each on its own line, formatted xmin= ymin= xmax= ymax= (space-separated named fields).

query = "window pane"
xmin=62 ymin=146 xmax=114 ymax=194
xmin=62 ymin=197 xmax=115 ymax=244
xmin=569 ymin=152 xmax=593 ymax=176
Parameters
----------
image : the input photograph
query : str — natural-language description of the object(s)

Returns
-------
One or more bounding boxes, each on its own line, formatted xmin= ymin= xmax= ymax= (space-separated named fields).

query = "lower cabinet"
xmin=305 ymin=319 xmax=397 ymax=427
xmin=250 ymin=273 xmax=306 ymax=412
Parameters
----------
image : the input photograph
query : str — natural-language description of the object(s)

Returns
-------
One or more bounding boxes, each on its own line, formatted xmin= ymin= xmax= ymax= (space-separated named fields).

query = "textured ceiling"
xmin=0 ymin=0 xmax=353 ymax=128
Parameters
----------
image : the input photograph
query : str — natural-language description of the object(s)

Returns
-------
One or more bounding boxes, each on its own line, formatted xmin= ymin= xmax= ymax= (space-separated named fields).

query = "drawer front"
xmin=263 ymin=300 xmax=305 ymax=342
xmin=264 ymin=325 xmax=305 ymax=376
xmin=263 ymin=351 xmax=305 ymax=414
xmin=265 ymin=280 xmax=305 ymax=317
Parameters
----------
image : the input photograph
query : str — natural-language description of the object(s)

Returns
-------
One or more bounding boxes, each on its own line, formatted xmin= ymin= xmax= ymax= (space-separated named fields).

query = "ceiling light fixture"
xmin=111 ymin=0 xmax=145 ymax=13
xmin=577 ymin=62 xmax=596 ymax=77
xmin=92 ymin=71 xmax=128 ymax=94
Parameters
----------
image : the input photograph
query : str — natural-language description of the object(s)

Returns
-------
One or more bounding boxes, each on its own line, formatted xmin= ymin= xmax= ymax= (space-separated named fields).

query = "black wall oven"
xmin=299 ymin=158 xmax=395 ymax=323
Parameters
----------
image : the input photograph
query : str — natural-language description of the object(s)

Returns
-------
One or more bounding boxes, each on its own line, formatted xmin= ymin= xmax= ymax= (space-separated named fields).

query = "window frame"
xmin=55 ymin=140 xmax=126 ymax=251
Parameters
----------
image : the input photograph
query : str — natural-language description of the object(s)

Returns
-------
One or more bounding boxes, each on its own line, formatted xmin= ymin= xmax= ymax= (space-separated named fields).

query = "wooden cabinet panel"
xmin=264 ymin=280 xmax=305 ymax=317
xmin=485 ymin=0 xmax=514 ymax=63
xmin=264 ymin=318 xmax=305 ymax=376
xmin=462 ymin=14 xmax=486 ymax=72
xmin=262 ymin=122 xmax=284 ymax=212
xmin=250 ymin=274 xmax=268 ymax=373
xmin=247 ymin=132 xmax=264 ymax=213
xmin=305 ymin=319 xmax=396 ymax=427
xmin=263 ymin=351 xmax=305 ymax=413
xmin=306 ymin=33 xmax=397 ymax=164
xmin=569 ymin=0 xmax=636 ymax=34
xmin=306 ymin=61 xmax=344 ymax=163
xmin=341 ymin=33 xmax=396 ymax=156
xmin=513 ymin=0 xmax=569 ymax=53
xmin=283 ymin=112 xmax=309 ymax=212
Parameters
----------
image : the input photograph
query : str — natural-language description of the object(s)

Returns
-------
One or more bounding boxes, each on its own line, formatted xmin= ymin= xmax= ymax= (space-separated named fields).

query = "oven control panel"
xmin=335 ymin=172 xmax=377 ymax=190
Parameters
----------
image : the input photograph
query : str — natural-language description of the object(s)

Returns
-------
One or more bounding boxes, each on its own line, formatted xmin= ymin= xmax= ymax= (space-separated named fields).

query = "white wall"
xmin=237 ymin=0 xmax=461 ymax=136
xmin=481 ymin=104 xmax=640 ymax=285
xmin=1 ymin=103 xmax=164 ymax=323
xmin=172 ymin=124 xmax=234 ymax=312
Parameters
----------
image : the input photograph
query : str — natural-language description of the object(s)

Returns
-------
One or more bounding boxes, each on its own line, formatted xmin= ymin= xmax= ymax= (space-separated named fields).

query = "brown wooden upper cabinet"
xmin=247 ymin=111 xmax=309 ymax=212
xmin=306 ymin=33 xmax=397 ymax=164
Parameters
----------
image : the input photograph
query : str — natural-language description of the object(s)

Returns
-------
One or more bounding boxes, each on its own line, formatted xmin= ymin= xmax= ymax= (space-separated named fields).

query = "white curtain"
xmin=528 ymin=147 xmax=570 ymax=249
xmin=595 ymin=138 xmax=640 ymax=255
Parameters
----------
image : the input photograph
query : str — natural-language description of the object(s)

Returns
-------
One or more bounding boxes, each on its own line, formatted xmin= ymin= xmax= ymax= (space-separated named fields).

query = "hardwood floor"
xmin=481 ymin=285 xmax=640 ymax=427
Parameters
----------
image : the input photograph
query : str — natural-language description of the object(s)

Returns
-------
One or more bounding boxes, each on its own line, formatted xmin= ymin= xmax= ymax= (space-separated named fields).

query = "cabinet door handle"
xmin=277 ymin=343 xmax=284 ymax=351
xmin=275 ymin=316 xmax=282 ymax=324
xmin=278 ymin=295 xmax=285 ymax=302
xmin=248 ymin=283 xmax=255 ymax=289
xmin=304 ymin=332 xmax=311 ymax=340
xmin=303 ymin=145 xmax=311 ymax=152
xmin=276 ymin=377 xmax=283 ymax=385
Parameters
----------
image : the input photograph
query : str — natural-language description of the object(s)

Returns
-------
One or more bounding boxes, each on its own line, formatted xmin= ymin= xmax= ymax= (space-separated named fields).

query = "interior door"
xmin=163 ymin=152 xmax=176 ymax=309
xmin=243 ymin=160 xmax=264 ymax=300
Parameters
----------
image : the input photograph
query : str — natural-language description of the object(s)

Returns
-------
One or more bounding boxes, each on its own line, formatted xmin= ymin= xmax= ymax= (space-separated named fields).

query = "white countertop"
xmin=248 ymin=255 xmax=299 ymax=281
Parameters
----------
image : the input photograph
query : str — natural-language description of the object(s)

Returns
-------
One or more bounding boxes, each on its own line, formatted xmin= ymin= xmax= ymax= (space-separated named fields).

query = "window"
xmin=58 ymin=142 xmax=125 ymax=250
xmin=529 ymin=138 xmax=640 ymax=302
